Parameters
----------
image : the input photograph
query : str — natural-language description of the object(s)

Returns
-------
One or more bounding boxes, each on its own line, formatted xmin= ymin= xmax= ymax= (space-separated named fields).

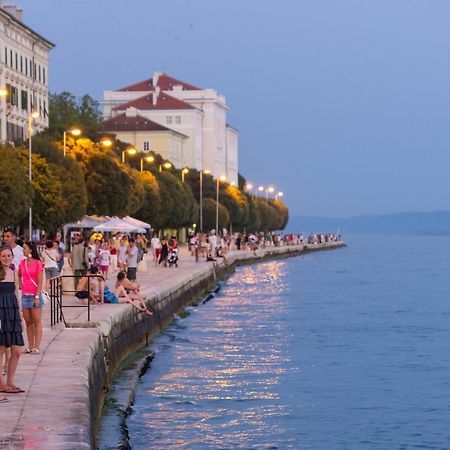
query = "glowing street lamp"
xmin=63 ymin=128 xmax=81 ymax=157
xmin=122 ymin=146 xmax=137 ymax=163
xmin=266 ymin=186 xmax=275 ymax=202
xmin=99 ymin=137 xmax=113 ymax=148
xmin=276 ymin=191 xmax=284 ymax=200
xmin=181 ymin=168 xmax=189 ymax=182
xmin=159 ymin=162 xmax=172 ymax=172
xmin=140 ymin=155 xmax=155 ymax=172
xmin=200 ymin=169 xmax=211 ymax=231
xmin=216 ymin=175 xmax=226 ymax=234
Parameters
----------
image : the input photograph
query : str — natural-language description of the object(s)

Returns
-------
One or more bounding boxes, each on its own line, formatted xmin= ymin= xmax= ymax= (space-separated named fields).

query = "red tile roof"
xmin=101 ymin=113 xmax=187 ymax=136
xmin=112 ymin=92 xmax=196 ymax=111
xmin=117 ymin=72 xmax=201 ymax=92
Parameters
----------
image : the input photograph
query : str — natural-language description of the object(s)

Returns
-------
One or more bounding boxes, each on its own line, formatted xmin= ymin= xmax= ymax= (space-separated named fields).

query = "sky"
xmin=15 ymin=0 xmax=450 ymax=217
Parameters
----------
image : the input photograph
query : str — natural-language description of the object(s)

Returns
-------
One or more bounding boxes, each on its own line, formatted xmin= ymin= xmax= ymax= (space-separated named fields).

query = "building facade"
xmin=0 ymin=3 xmax=54 ymax=143
xmin=103 ymin=72 xmax=239 ymax=185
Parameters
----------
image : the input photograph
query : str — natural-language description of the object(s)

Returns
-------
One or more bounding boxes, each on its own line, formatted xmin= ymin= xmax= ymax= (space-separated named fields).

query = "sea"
xmin=105 ymin=234 xmax=450 ymax=449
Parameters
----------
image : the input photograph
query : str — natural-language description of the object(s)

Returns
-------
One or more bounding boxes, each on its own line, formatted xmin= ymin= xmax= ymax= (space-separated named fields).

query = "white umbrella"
xmin=93 ymin=217 xmax=139 ymax=233
xmin=123 ymin=216 xmax=151 ymax=229
xmin=65 ymin=215 xmax=108 ymax=229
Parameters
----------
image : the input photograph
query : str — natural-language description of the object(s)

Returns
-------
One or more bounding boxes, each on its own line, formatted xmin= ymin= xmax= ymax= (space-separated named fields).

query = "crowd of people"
xmin=0 ymin=225 xmax=341 ymax=404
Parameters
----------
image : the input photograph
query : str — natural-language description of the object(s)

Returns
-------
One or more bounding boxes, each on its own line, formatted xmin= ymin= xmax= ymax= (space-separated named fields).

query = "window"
xmin=15 ymin=52 xmax=17 ymax=70
xmin=38 ymin=65 xmax=41 ymax=82
xmin=21 ymin=90 xmax=28 ymax=111
xmin=4 ymin=47 xmax=7 ymax=65
xmin=9 ymin=50 xmax=12 ymax=67
xmin=25 ymin=57 xmax=28 ymax=75
xmin=43 ymin=67 xmax=46 ymax=84
xmin=175 ymin=116 xmax=181 ymax=124
xmin=20 ymin=55 xmax=23 ymax=73
xmin=166 ymin=116 xmax=172 ymax=124
xmin=143 ymin=141 xmax=150 ymax=152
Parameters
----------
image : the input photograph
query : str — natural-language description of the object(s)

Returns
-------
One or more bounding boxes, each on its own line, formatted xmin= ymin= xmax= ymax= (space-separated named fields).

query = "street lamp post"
xmin=181 ymin=168 xmax=189 ymax=182
xmin=63 ymin=128 xmax=81 ymax=157
xmin=122 ymin=146 xmax=137 ymax=163
xmin=28 ymin=111 xmax=39 ymax=240
xmin=266 ymin=186 xmax=275 ymax=203
xmin=275 ymin=191 xmax=284 ymax=201
xmin=199 ymin=169 xmax=210 ymax=231
xmin=140 ymin=155 xmax=155 ymax=172
xmin=159 ymin=162 xmax=172 ymax=172
xmin=216 ymin=175 xmax=226 ymax=235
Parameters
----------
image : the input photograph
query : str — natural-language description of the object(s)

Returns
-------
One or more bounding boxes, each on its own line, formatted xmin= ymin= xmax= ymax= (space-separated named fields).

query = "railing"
xmin=49 ymin=275 xmax=94 ymax=326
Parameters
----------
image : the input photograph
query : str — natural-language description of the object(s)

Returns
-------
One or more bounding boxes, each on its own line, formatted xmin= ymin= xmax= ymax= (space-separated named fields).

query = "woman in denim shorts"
xmin=18 ymin=242 xmax=44 ymax=355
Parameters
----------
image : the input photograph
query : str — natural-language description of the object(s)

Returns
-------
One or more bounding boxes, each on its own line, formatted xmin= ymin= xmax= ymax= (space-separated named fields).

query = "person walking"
xmin=41 ymin=240 xmax=60 ymax=291
xmin=98 ymin=241 xmax=111 ymax=279
xmin=2 ymin=228 xmax=24 ymax=270
xmin=150 ymin=233 xmax=161 ymax=266
xmin=68 ymin=237 xmax=89 ymax=286
xmin=158 ymin=237 xmax=169 ymax=267
xmin=126 ymin=238 xmax=139 ymax=281
xmin=117 ymin=238 xmax=128 ymax=272
xmin=18 ymin=242 xmax=44 ymax=355
xmin=0 ymin=246 xmax=25 ymax=400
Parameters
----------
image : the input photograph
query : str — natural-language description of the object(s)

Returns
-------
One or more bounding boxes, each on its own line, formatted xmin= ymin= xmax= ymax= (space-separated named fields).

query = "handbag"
xmin=24 ymin=260 xmax=49 ymax=305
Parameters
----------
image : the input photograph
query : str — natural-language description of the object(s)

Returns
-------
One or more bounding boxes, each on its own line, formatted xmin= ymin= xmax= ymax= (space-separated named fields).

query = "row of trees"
xmin=0 ymin=92 xmax=288 ymax=234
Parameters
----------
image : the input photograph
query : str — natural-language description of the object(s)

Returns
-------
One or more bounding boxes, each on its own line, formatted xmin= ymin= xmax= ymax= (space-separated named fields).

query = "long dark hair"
xmin=23 ymin=241 xmax=40 ymax=260
xmin=0 ymin=246 xmax=13 ymax=281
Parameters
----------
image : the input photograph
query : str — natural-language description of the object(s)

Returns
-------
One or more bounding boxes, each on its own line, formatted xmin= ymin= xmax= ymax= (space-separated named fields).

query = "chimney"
xmin=3 ymin=4 xmax=23 ymax=21
xmin=152 ymin=71 xmax=163 ymax=89
xmin=152 ymin=86 xmax=160 ymax=106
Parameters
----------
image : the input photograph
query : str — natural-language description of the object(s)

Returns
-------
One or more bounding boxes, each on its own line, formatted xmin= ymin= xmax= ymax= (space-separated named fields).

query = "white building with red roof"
xmin=103 ymin=71 xmax=238 ymax=185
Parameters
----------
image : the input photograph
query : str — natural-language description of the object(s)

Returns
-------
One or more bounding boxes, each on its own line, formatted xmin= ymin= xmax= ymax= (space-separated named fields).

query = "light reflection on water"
xmin=128 ymin=236 xmax=450 ymax=449
xmin=128 ymin=259 xmax=294 ymax=449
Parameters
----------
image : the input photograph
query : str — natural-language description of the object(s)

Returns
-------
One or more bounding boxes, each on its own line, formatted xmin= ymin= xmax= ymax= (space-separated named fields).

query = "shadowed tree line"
xmin=0 ymin=92 xmax=288 ymax=234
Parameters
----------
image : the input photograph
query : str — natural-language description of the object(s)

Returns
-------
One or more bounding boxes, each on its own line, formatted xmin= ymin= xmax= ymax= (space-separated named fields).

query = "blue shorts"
xmin=21 ymin=294 xmax=43 ymax=309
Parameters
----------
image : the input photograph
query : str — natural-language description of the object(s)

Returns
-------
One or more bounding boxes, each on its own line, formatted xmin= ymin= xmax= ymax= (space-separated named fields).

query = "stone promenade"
xmin=0 ymin=242 xmax=344 ymax=449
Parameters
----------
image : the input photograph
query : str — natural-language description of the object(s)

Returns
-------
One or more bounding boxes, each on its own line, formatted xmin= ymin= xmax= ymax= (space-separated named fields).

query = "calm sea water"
xmin=126 ymin=235 xmax=450 ymax=449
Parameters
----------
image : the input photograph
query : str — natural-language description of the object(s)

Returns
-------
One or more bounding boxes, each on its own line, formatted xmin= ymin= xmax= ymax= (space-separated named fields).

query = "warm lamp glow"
xmin=268 ymin=186 xmax=275 ymax=193
xmin=0 ymin=88 xmax=7 ymax=97
xmin=203 ymin=169 xmax=211 ymax=174
xmin=277 ymin=191 xmax=284 ymax=197
xmin=145 ymin=156 xmax=155 ymax=162
xmin=246 ymin=183 xmax=253 ymax=190
xmin=258 ymin=186 xmax=264 ymax=192
xmin=182 ymin=168 xmax=189 ymax=174
xmin=126 ymin=147 xmax=137 ymax=156
xmin=219 ymin=175 xmax=227 ymax=182
xmin=100 ymin=138 xmax=112 ymax=147
xmin=164 ymin=162 xmax=172 ymax=169
xmin=70 ymin=128 xmax=81 ymax=136
xmin=31 ymin=111 xmax=39 ymax=119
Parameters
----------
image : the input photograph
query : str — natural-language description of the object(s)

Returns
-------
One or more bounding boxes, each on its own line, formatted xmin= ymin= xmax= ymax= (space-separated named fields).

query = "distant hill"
xmin=286 ymin=211 xmax=450 ymax=235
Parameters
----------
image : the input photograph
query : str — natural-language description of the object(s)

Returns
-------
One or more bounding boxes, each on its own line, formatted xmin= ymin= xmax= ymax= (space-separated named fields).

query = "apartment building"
xmin=0 ymin=3 xmax=54 ymax=142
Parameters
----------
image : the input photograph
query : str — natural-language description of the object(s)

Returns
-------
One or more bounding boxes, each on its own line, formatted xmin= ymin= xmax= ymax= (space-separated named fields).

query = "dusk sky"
xmin=17 ymin=0 xmax=450 ymax=217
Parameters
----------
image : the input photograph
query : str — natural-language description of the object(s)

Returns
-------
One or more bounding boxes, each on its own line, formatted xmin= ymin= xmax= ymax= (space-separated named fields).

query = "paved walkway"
xmin=0 ymin=243 xmax=344 ymax=449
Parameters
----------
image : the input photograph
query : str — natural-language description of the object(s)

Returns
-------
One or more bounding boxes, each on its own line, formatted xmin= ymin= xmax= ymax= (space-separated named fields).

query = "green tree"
xmin=18 ymin=150 xmax=66 ymax=233
xmin=134 ymin=171 xmax=162 ymax=227
xmin=201 ymin=198 xmax=230 ymax=232
xmin=78 ymin=94 xmax=102 ymax=138
xmin=48 ymin=92 xmax=79 ymax=137
xmin=71 ymin=139 xmax=135 ymax=217
xmin=220 ymin=184 xmax=249 ymax=229
xmin=31 ymin=134 xmax=88 ymax=223
xmin=0 ymin=146 xmax=31 ymax=227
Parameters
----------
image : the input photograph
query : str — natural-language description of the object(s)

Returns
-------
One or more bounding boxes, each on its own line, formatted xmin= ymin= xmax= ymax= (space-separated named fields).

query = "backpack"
xmin=104 ymin=286 xmax=119 ymax=304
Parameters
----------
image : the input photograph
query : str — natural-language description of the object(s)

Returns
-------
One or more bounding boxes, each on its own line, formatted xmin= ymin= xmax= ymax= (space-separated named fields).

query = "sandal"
xmin=3 ymin=387 xmax=24 ymax=394
xmin=0 ymin=396 xmax=7 ymax=403
xmin=23 ymin=348 xmax=31 ymax=354
xmin=31 ymin=348 xmax=40 ymax=355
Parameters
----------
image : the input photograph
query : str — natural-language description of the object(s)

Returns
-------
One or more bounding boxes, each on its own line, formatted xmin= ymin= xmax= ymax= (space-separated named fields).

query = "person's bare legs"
xmin=6 ymin=346 xmax=22 ymax=389
xmin=22 ymin=309 xmax=34 ymax=351
xmin=30 ymin=308 xmax=42 ymax=352
xmin=0 ymin=347 xmax=7 ymax=391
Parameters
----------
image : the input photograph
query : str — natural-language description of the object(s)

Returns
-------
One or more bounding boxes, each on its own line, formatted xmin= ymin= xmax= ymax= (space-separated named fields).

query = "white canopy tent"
xmin=122 ymin=216 xmax=151 ymax=230
xmin=93 ymin=217 xmax=141 ymax=233
xmin=65 ymin=215 xmax=108 ymax=229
